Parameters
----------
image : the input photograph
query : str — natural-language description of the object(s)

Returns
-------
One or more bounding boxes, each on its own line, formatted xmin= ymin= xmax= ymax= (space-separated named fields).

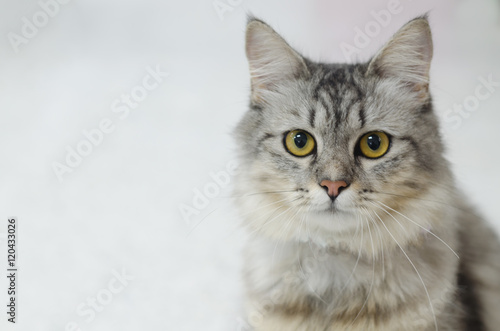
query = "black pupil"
xmin=366 ymin=134 xmax=381 ymax=151
xmin=294 ymin=132 xmax=308 ymax=149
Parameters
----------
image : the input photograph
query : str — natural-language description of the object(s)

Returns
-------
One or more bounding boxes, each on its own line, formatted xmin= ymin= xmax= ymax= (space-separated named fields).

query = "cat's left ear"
xmin=366 ymin=16 xmax=433 ymax=99
xmin=245 ymin=18 xmax=309 ymax=103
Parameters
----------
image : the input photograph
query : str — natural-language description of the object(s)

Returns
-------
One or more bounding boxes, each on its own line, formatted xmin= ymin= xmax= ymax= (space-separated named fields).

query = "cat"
xmin=233 ymin=15 xmax=500 ymax=331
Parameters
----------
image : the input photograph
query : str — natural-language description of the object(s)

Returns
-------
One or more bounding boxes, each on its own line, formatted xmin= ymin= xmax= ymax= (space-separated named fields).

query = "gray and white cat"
xmin=233 ymin=16 xmax=500 ymax=331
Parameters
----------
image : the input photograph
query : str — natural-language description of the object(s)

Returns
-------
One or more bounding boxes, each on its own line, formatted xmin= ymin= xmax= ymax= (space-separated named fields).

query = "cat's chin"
xmin=307 ymin=207 xmax=359 ymax=232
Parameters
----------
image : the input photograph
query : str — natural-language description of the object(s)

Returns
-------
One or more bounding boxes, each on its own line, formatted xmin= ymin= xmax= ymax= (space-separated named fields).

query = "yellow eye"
xmin=359 ymin=131 xmax=390 ymax=159
xmin=284 ymin=130 xmax=316 ymax=157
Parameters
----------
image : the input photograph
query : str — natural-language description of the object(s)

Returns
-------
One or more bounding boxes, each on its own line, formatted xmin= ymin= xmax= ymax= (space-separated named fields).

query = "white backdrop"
xmin=0 ymin=0 xmax=499 ymax=330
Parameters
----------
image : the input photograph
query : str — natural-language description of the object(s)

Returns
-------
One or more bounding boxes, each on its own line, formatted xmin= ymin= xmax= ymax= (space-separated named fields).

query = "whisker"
xmin=297 ymin=242 xmax=329 ymax=304
xmin=186 ymin=208 xmax=218 ymax=237
xmin=238 ymin=196 xmax=298 ymax=219
xmin=337 ymin=212 xmax=363 ymax=296
xmin=224 ymin=189 xmax=300 ymax=198
xmin=304 ymin=207 xmax=316 ymax=256
xmin=187 ymin=191 xmax=300 ymax=239
xmin=293 ymin=205 xmax=329 ymax=305
xmin=390 ymin=173 xmax=456 ymax=192
xmin=218 ymin=196 xmax=299 ymax=240
xmin=371 ymin=209 xmax=439 ymax=331
xmin=349 ymin=209 xmax=376 ymax=327
xmin=297 ymin=205 xmax=308 ymax=243
xmin=373 ymin=191 xmax=471 ymax=215
xmin=244 ymin=198 xmax=301 ymax=238
xmin=370 ymin=200 xmax=459 ymax=259
xmin=367 ymin=208 xmax=385 ymax=279
xmin=270 ymin=204 xmax=299 ymax=268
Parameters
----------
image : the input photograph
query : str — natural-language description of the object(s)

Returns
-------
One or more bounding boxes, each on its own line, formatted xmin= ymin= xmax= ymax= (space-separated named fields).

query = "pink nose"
xmin=320 ymin=180 xmax=349 ymax=199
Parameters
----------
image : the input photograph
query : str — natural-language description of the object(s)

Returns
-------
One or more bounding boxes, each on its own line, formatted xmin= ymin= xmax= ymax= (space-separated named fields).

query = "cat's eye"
xmin=358 ymin=132 xmax=390 ymax=159
xmin=284 ymin=130 xmax=316 ymax=157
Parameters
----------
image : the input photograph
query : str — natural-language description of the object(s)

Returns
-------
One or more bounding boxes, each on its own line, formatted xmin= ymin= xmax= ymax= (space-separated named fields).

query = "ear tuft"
xmin=367 ymin=16 xmax=433 ymax=99
xmin=245 ymin=19 xmax=309 ymax=103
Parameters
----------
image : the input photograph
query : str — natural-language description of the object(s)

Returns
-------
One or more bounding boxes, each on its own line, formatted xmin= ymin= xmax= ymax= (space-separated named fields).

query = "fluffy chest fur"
xmin=242 ymin=207 xmax=461 ymax=330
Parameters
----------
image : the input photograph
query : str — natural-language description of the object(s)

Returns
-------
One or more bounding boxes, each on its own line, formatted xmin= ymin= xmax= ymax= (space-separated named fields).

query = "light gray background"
xmin=0 ymin=0 xmax=499 ymax=330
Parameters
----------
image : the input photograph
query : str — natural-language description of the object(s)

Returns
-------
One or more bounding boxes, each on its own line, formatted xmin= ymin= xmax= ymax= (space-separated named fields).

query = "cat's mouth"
xmin=321 ymin=201 xmax=346 ymax=214
xmin=326 ymin=201 xmax=338 ymax=211
xmin=316 ymin=198 xmax=357 ymax=216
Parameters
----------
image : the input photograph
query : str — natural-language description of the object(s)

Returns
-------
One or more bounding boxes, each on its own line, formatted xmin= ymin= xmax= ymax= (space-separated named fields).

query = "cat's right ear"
xmin=366 ymin=16 xmax=433 ymax=100
xmin=245 ymin=18 xmax=309 ymax=104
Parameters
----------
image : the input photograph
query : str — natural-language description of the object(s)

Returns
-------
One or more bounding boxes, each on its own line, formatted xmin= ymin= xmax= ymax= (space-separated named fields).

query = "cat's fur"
xmin=233 ymin=16 xmax=500 ymax=331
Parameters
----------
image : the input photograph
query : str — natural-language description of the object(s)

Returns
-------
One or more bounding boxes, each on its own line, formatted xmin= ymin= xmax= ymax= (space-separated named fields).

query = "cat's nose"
xmin=320 ymin=180 xmax=349 ymax=200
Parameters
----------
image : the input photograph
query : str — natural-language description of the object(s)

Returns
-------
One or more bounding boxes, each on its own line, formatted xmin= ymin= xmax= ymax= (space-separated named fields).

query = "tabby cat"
xmin=233 ymin=16 xmax=500 ymax=331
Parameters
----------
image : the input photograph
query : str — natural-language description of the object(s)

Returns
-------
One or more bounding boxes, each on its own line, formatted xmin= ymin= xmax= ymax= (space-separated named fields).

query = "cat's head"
xmin=234 ymin=16 xmax=453 ymax=254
